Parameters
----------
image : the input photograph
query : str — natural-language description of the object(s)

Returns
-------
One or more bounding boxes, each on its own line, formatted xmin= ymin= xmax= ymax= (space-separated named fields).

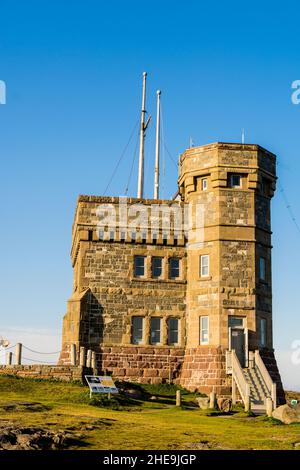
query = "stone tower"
xmin=178 ymin=143 xmax=284 ymax=400
xmin=59 ymin=142 xmax=284 ymax=404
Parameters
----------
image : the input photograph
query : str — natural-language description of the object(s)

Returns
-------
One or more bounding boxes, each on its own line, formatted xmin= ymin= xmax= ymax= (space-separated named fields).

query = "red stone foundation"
xmin=260 ymin=349 xmax=286 ymax=405
xmin=179 ymin=347 xmax=231 ymax=396
xmin=96 ymin=346 xmax=185 ymax=384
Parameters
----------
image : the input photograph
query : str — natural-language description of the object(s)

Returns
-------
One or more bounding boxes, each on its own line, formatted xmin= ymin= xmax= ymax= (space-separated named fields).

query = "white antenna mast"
xmin=242 ymin=128 xmax=245 ymax=144
xmin=154 ymin=90 xmax=161 ymax=199
xmin=137 ymin=72 xmax=151 ymax=198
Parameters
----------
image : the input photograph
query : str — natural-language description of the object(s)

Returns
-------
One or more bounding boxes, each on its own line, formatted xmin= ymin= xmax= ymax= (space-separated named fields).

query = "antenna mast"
xmin=154 ymin=90 xmax=161 ymax=199
xmin=137 ymin=72 xmax=151 ymax=198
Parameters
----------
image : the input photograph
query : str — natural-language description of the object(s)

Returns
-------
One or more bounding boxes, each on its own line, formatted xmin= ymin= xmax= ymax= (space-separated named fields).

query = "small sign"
xmin=85 ymin=375 xmax=118 ymax=395
xmin=291 ymin=399 xmax=298 ymax=406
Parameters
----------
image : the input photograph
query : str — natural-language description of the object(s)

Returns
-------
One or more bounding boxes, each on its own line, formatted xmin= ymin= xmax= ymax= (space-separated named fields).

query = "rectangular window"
xmin=150 ymin=317 xmax=161 ymax=344
xmin=134 ymin=255 xmax=146 ymax=277
xmin=131 ymin=316 xmax=143 ymax=344
xmin=200 ymin=255 xmax=209 ymax=277
xmin=259 ymin=257 xmax=266 ymax=281
xmin=262 ymin=178 xmax=271 ymax=197
xmin=202 ymin=178 xmax=208 ymax=191
xmin=260 ymin=318 xmax=267 ymax=347
xmin=229 ymin=316 xmax=244 ymax=328
xmin=152 ymin=257 xmax=163 ymax=278
xmin=168 ymin=317 xmax=179 ymax=345
xmin=230 ymin=174 xmax=241 ymax=188
xmin=200 ymin=316 xmax=209 ymax=345
xmin=169 ymin=257 xmax=180 ymax=279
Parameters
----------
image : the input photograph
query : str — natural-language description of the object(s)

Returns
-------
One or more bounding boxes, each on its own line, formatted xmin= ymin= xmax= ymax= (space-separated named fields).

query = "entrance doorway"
xmin=231 ymin=329 xmax=245 ymax=367
xmin=228 ymin=316 xmax=248 ymax=368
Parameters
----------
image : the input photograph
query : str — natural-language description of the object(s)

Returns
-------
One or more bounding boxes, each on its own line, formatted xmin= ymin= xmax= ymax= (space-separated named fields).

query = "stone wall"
xmin=60 ymin=237 xmax=187 ymax=364
xmin=180 ymin=347 xmax=231 ymax=396
xmin=97 ymin=345 xmax=185 ymax=384
xmin=0 ymin=365 xmax=93 ymax=382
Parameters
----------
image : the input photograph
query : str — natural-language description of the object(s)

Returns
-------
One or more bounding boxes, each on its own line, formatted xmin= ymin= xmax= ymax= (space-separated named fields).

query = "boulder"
xmin=197 ymin=397 xmax=210 ymax=410
xmin=272 ymin=404 xmax=300 ymax=424
xmin=217 ymin=398 xmax=233 ymax=413
xmin=124 ymin=388 xmax=143 ymax=399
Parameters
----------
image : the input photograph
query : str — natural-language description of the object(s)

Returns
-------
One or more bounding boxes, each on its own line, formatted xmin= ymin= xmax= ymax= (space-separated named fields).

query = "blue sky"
xmin=0 ymin=0 xmax=299 ymax=389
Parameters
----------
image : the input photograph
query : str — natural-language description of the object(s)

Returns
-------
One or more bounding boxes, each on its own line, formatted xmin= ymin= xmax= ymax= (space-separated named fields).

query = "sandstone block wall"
xmin=0 ymin=365 xmax=93 ymax=382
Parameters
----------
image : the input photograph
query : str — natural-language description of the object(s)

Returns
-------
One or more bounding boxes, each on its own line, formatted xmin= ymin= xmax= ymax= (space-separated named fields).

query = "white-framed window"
xmin=200 ymin=255 xmax=209 ymax=277
xmin=134 ymin=255 xmax=146 ymax=277
xmin=150 ymin=317 xmax=162 ymax=344
xmin=230 ymin=174 xmax=242 ymax=188
xmin=167 ymin=317 xmax=179 ymax=345
xmin=169 ymin=257 xmax=180 ymax=279
xmin=260 ymin=318 xmax=267 ymax=347
xmin=202 ymin=178 xmax=208 ymax=191
xmin=200 ymin=316 xmax=209 ymax=345
xmin=131 ymin=316 xmax=144 ymax=344
xmin=259 ymin=257 xmax=266 ymax=281
xmin=152 ymin=256 xmax=163 ymax=278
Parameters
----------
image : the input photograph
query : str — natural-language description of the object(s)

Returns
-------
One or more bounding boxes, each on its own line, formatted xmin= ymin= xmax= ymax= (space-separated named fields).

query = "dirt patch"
xmin=0 ymin=402 xmax=52 ymax=413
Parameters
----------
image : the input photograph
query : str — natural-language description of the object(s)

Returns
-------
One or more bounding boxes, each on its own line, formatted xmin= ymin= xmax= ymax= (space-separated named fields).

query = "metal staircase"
xmin=226 ymin=350 xmax=277 ymax=414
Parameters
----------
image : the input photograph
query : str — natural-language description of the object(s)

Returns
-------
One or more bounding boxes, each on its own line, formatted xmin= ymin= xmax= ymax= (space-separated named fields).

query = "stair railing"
xmin=254 ymin=350 xmax=277 ymax=408
xmin=231 ymin=350 xmax=251 ymax=411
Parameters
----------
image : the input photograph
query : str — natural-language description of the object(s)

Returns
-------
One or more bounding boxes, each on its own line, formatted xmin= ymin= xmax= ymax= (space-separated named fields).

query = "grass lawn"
xmin=0 ymin=375 xmax=299 ymax=450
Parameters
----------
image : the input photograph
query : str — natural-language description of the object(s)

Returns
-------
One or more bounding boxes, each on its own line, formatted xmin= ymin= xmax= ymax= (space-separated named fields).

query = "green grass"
xmin=0 ymin=375 xmax=300 ymax=450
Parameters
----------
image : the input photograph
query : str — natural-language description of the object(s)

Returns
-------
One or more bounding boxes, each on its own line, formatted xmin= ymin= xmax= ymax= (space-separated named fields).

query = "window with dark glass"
xmin=150 ymin=317 xmax=161 ymax=344
xmin=169 ymin=257 xmax=180 ymax=279
xmin=152 ymin=257 xmax=163 ymax=278
xmin=167 ymin=317 xmax=179 ymax=345
xmin=131 ymin=316 xmax=143 ymax=344
xmin=262 ymin=178 xmax=271 ymax=197
xmin=260 ymin=318 xmax=267 ymax=347
xmin=230 ymin=174 xmax=241 ymax=188
xmin=259 ymin=257 xmax=266 ymax=281
xmin=228 ymin=316 xmax=244 ymax=328
xmin=134 ymin=255 xmax=145 ymax=277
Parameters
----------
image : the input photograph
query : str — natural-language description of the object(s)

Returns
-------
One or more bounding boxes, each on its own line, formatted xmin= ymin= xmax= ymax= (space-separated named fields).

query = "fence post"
xmin=245 ymin=384 xmax=250 ymax=412
xmin=6 ymin=352 xmax=13 ymax=365
xmin=91 ymin=351 xmax=97 ymax=371
xmin=79 ymin=347 xmax=86 ymax=367
xmin=86 ymin=349 xmax=92 ymax=368
xmin=70 ymin=343 xmax=76 ymax=366
xmin=209 ymin=391 xmax=216 ymax=409
xmin=266 ymin=397 xmax=273 ymax=417
xmin=176 ymin=390 xmax=181 ymax=407
xmin=15 ymin=343 xmax=22 ymax=365
xmin=232 ymin=376 xmax=237 ymax=405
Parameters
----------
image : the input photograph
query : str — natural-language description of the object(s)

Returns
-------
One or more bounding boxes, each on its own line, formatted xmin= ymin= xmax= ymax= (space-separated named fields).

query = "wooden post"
xmin=209 ymin=391 xmax=216 ymax=409
xmin=15 ymin=343 xmax=22 ymax=365
xmin=86 ymin=349 xmax=92 ymax=368
xmin=79 ymin=347 xmax=86 ymax=367
xmin=91 ymin=351 xmax=97 ymax=370
xmin=176 ymin=390 xmax=181 ymax=407
xmin=232 ymin=377 xmax=237 ymax=405
xmin=244 ymin=383 xmax=250 ymax=412
xmin=6 ymin=352 xmax=12 ymax=365
xmin=70 ymin=343 xmax=76 ymax=366
xmin=266 ymin=397 xmax=273 ymax=417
